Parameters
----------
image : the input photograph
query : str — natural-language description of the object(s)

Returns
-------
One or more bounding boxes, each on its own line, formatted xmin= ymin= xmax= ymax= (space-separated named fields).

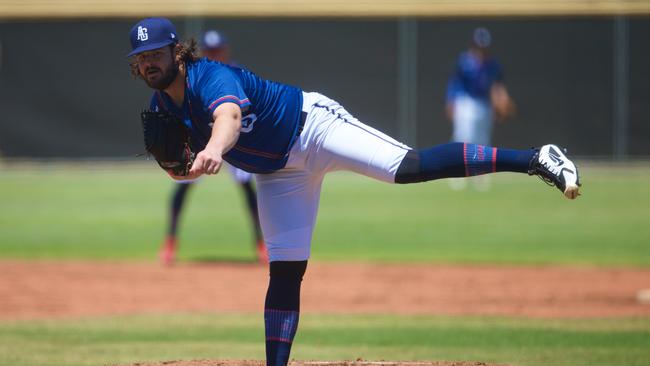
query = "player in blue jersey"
xmin=445 ymin=27 xmax=516 ymax=191
xmin=159 ymin=29 xmax=267 ymax=266
xmin=128 ymin=18 xmax=581 ymax=366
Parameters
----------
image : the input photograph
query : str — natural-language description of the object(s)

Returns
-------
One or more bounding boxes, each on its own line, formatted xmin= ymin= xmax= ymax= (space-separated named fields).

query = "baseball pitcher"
xmin=129 ymin=18 xmax=581 ymax=366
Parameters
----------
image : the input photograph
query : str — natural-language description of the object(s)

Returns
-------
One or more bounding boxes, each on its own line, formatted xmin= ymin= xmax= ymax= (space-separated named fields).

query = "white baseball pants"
xmin=452 ymin=95 xmax=493 ymax=146
xmin=228 ymin=164 xmax=254 ymax=184
xmin=256 ymin=92 xmax=411 ymax=261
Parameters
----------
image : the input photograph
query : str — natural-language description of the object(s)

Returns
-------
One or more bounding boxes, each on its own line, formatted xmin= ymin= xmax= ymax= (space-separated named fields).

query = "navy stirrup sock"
xmin=265 ymin=261 xmax=308 ymax=366
xmin=494 ymin=147 xmax=536 ymax=173
xmin=169 ymin=183 xmax=192 ymax=236
xmin=395 ymin=142 xmax=535 ymax=184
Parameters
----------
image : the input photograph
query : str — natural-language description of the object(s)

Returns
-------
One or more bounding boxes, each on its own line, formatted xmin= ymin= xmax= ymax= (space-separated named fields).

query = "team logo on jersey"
xmin=137 ymin=26 xmax=149 ymax=41
xmin=208 ymin=114 xmax=257 ymax=132
xmin=241 ymin=113 xmax=258 ymax=133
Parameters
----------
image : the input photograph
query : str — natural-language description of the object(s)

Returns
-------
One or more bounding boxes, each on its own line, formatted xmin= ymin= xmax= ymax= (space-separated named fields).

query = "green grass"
xmin=0 ymin=313 xmax=648 ymax=366
xmin=0 ymin=162 xmax=648 ymax=366
xmin=0 ymin=161 xmax=649 ymax=265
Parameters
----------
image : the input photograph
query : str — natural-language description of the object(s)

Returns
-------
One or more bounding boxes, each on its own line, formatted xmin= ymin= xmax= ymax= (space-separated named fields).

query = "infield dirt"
xmin=110 ymin=360 xmax=506 ymax=366
xmin=4 ymin=260 xmax=649 ymax=366
xmin=1 ymin=260 xmax=649 ymax=319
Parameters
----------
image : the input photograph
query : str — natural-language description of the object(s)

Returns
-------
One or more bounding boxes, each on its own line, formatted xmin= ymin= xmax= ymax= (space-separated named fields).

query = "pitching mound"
xmin=111 ymin=360 xmax=507 ymax=366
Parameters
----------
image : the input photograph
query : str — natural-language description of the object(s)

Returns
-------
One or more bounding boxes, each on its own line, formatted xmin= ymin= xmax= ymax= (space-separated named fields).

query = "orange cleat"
xmin=159 ymin=236 xmax=177 ymax=266
xmin=256 ymin=239 xmax=269 ymax=264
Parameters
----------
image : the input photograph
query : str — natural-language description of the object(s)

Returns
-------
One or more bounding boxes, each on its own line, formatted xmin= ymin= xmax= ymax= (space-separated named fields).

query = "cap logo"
xmin=205 ymin=31 xmax=221 ymax=46
xmin=137 ymin=26 xmax=149 ymax=41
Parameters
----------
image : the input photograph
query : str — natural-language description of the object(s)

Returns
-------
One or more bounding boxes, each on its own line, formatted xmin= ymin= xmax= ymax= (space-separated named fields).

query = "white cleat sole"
xmin=564 ymin=184 xmax=580 ymax=200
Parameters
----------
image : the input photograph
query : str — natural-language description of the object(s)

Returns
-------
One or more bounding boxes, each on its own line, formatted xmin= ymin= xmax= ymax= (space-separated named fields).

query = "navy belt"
xmin=297 ymin=111 xmax=308 ymax=137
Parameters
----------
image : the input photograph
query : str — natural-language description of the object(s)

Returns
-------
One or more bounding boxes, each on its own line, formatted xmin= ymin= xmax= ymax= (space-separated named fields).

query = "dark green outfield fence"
xmin=0 ymin=17 xmax=648 ymax=158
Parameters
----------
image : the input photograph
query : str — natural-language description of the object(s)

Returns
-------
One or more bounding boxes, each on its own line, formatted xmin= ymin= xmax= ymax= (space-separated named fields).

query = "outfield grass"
xmin=0 ymin=313 xmax=648 ymax=366
xmin=0 ymin=161 xmax=648 ymax=265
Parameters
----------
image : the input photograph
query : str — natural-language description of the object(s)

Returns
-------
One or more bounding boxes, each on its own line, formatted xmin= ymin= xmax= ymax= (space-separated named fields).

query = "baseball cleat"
xmin=159 ymin=236 xmax=177 ymax=266
xmin=528 ymin=144 xmax=581 ymax=199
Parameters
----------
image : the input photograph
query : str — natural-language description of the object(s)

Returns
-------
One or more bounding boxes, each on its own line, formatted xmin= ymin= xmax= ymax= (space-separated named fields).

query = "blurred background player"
xmin=445 ymin=27 xmax=516 ymax=191
xmin=160 ymin=29 xmax=267 ymax=265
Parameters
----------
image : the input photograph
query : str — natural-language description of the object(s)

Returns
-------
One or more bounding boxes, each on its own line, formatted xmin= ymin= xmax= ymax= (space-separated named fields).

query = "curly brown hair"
xmin=129 ymin=39 xmax=200 ymax=79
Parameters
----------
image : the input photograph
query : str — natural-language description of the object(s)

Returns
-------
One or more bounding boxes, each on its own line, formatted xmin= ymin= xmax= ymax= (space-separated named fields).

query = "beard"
xmin=143 ymin=63 xmax=178 ymax=90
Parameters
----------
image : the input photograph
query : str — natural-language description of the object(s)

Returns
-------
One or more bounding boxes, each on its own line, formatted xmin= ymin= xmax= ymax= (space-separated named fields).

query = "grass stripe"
xmin=1 ymin=313 xmax=649 ymax=366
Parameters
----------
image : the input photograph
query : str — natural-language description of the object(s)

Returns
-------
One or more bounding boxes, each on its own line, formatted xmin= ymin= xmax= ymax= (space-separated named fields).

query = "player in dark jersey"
xmin=160 ymin=29 xmax=266 ymax=266
xmin=128 ymin=18 xmax=581 ymax=366
xmin=445 ymin=27 xmax=516 ymax=191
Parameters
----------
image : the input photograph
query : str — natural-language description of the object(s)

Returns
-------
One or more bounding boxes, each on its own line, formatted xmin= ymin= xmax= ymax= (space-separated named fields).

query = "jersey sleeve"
xmin=446 ymin=76 xmax=462 ymax=103
xmin=196 ymin=63 xmax=251 ymax=114
xmin=446 ymin=58 xmax=464 ymax=102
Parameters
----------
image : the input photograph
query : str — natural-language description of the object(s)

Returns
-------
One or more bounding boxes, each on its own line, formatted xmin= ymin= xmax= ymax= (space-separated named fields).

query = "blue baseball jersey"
xmin=150 ymin=58 xmax=303 ymax=174
xmin=446 ymin=51 xmax=503 ymax=103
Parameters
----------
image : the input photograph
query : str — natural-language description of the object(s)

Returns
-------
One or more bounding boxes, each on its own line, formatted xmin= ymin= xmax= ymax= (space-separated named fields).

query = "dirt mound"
xmin=1 ymin=260 xmax=649 ymax=320
xmin=110 ymin=360 xmax=506 ymax=366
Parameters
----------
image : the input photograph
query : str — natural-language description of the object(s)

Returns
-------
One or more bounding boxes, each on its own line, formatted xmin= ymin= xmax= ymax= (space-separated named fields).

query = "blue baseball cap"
xmin=200 ymin=30 xmax=228 ymax=50
xmin=128 ymin=17 xmax=178 ymax=57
